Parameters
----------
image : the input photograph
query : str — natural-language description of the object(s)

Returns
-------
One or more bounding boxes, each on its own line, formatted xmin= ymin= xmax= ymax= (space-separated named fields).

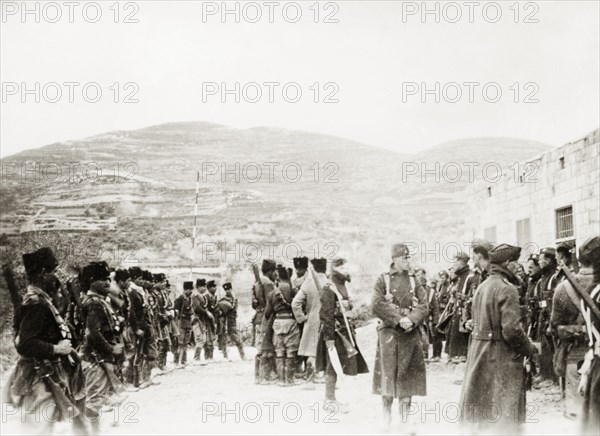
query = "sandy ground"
xmin=0 ymin=321 xmax=584 ymax=436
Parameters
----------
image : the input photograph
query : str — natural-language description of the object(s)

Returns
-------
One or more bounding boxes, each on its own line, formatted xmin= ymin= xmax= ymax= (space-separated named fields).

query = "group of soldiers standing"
xmin=251 ymin=256 xmax=368 ymax=410
xmin=3 ymin=249 xmax=245 ymax=434
xmin=3 ymin=235 xmax=599 ymax=434
xmin=370 ymin=238 xmax=600 ymax=433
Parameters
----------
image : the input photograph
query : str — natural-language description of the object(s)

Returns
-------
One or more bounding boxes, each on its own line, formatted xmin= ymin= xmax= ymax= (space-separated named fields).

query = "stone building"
xmin=466 ymin=128 xmax=599 ymax=257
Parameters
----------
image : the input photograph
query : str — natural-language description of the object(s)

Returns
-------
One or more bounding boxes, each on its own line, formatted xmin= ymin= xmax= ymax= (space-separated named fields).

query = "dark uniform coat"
xmin=582 ymin=281 xmax=600 ymax=433
xmin=459 ymin=265 xmax=537 ymax=426
xmin=6 ymin=286 xmax=85 ymax=420
xmin=446 ymin=265 xmax=473 ymax=358
xmin=550 ymin=268 xmax=594 ymax=375
xmin=316 ymin=272 xmax=368 ymax=375
xmin=256 ymin=275 xmax=276 ymax=354
xmin=372 ymin=267 xmax=428 ymax=398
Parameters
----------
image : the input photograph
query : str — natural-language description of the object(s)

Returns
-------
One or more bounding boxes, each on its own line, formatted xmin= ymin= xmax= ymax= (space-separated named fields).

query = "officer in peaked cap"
xmin=372 ymin=242 xmax=426 ymax=423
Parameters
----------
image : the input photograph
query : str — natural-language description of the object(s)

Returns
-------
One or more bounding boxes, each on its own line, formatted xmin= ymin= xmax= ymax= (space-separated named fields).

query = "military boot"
xmin=382 ymin=396 xmax=393 ymax=429
xmin=260 ymin=355 xmax=277 ymax=384
xmin=267 ymin=354 xmax=278 ymax=381
xmin=305 ymin=361 xmax=315 ymax=383
xmin=254 ymin=355 xmax=262 ymax=384
xmin=237 ymin=343 xmax=246 ymax=360
xmin=276 ymin=357 xmax=286 ymax=386
xmin=285 ymin=356 xmax=298 ymax=386
xmin=399 ymin=397 xmax=412 ymax=424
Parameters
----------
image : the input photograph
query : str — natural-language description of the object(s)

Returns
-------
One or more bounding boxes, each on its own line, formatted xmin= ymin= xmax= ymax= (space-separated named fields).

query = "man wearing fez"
xmin=372 ymin=244 xmax=427 ymax=426
xmin=191 ymin=278 xmax=213 ymax=365
xmin=127 ymin=267 xmax=157 ymax=387
xmin=577 ymin=236 xmax=600 ymax=434
xmin=216 ymin=282 xmax=246 ymax=360
xmin=5 ymin=247 xmax=87 ymax=432
xmin=292 ymin=258 xmax=326 ymax=382
xmin=150 ymin=274 xmax=173 ymax=372
xmin=292 ymin=257 xmax=309 ymax=291
xmin=264 ymin=266 xmax=299 ymax=385
xmin=113 ymin=269 xmax=132 ymax=379
xmin=204 ymin=280 xmax=219 ymax=362
xmin=174 ymin=281 xmax=195 ymax=365
xmin=550 ymin=241 xmax=595 ymax=419
xmin=459 ymin=244 xmax=538 ymax=430
xmin=290 ymin=257 xmax=309 ymax=377
xmin=317 ymin=258 xmax=368 ymax=412
xmin=254 ymin=259 xmax=278 ymax=384
xmin=80 ymin=262 xmax=126 ymax=429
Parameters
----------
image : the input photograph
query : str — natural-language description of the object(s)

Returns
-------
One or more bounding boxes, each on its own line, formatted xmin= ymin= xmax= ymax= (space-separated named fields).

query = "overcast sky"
xmin=1 ymin=0 xmax=599 ymax=157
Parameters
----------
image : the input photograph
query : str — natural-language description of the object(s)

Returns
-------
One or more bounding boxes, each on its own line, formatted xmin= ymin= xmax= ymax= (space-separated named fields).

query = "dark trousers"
xmin=432 ymin=332 xmax=444 ymax=358
xmin=325 ymin=360 xmax=337 ymax=400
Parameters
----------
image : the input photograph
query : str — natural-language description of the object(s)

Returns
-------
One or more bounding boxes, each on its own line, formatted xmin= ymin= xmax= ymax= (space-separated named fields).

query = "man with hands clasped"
xmin=372 ymin=243 xmax=429 ymax=428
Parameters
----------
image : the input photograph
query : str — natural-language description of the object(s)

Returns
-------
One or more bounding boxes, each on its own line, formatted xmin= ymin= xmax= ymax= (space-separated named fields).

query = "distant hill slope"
xmin=0 ymin=122 xmax=553 ymax=281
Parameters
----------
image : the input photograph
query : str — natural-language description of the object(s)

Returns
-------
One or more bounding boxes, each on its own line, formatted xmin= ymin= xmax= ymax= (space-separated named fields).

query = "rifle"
xmin=2 ymin=264 xmax=23 ymax=333
xmin=436 ymin=302 xmax=454 ymax=333
xmin=252 ymin=263 xmax=266 ymax=309
xmin=309 ymin=264 xmax=356 ymax=348
xmin=65 ymin=278 xmax=84 ymax=342
xmin=92 ymin=351 xmax=123 ymax=392
xmin=561 ymin=265 xmax=600 ymax=323
xmin=132 ymin=336 xmax=144 ymax=387
xmin=35 ymin=359 xmax=81 ymax=420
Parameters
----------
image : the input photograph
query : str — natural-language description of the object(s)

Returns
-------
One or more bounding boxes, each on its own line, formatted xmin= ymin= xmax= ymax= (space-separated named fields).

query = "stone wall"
xmin=466 ymin=129 xmax=599 ymax=254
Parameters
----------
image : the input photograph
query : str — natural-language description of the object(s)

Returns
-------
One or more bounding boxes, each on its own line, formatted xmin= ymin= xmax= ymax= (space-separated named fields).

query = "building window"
xmin=556 ymin=206 xmax=574 ymax=239
xmin=484 ymin=226 xmax=497 ymax=243
xmin=516 ymin=218 xmax=531 ymax=247
xmin=559 ymin=156 xmax=565 ymax=169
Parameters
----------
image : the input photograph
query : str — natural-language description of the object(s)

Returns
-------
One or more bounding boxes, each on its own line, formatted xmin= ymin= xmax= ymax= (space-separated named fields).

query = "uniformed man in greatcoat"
xmin=459 ymin=243 xmax=539 ymax=431
xmin=372 ymin=243 xmax=428 ymax=427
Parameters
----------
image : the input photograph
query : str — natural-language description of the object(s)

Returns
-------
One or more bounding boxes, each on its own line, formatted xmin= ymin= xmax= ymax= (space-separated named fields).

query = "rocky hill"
xmin=1 ymin=121 xmax=553 ymax=271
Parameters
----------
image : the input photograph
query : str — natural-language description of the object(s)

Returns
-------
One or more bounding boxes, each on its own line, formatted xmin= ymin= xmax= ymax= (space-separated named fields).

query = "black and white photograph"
xmin=0 ymin=1 xmax=599 ymax=435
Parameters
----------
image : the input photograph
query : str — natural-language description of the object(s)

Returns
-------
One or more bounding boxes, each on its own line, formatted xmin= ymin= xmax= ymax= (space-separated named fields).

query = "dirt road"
xmin=0 ymin=322 xmax=579 ymax=435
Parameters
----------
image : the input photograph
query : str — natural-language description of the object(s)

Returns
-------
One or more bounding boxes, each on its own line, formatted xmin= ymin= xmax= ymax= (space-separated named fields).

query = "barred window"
xmin=556 ymin=206 xmax=574 ymax=239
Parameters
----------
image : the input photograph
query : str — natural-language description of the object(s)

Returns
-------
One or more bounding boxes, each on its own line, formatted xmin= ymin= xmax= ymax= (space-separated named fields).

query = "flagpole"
xmin=190 ymin=170 xmax=200 ymax=279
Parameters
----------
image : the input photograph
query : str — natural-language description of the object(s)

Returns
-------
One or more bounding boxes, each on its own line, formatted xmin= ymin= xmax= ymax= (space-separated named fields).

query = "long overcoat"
xmin=459 ymin=265 xmax=537 ymax=426
xmin=371 ymin=267 xmax=428 ymax=398
xmin=291 ymin=272 xmax=325 ymax=357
